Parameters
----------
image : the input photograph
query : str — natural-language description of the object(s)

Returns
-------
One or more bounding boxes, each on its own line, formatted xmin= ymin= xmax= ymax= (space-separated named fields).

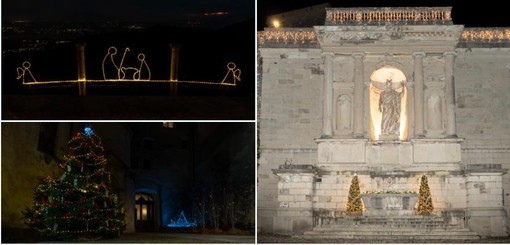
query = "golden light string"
xmin=364 ymin=190 xmax=418 ymax=194
xmin=21 ymin=79 xmax=238 ymax=86
xmin=258 ymin=30 xmax=317 ymax=45
xmin=102 ymin=46 xmax=151 ymax=81
xmin=461 ymin=28 xmax=510 ymax=42
xmin=327 ymin=8 xmax=451 ymax=24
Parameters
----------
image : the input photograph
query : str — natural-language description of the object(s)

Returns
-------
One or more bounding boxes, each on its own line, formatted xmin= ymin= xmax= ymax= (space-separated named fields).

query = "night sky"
xmin=258 ymin=0 xmax=510 ymax=30
xmin=2 ymin=0 xmax=253 ymax=26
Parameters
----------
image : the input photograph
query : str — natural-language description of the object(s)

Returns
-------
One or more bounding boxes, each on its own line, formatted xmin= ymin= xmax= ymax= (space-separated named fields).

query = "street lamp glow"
xmin=272 ymin=19 xmax=281 ymax=28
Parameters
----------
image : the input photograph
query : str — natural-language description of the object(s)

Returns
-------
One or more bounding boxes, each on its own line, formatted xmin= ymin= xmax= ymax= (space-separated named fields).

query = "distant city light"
xmin=272 ymin=19 xmax=281 ymax=28
xmin=203 ymin=12 xmax=229 ymax=16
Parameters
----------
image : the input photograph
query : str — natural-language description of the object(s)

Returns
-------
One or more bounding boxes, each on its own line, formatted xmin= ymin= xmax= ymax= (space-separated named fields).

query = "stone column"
xmin=444 ymin=51 xmax=457 ymax=137
xmin=76 ymin=43 xmax=87 ymax=96
xmin=170 ymin=43 xmax=181 ymax=81
xmin=170 ymin=43 xmax=181 ymax=96
xmin=322 ymin=52 xmax=333 ymax=138
xmin=272 ymin=166 xmax=316 ymax=234
xmin=353 ymin=52 xmax=364 ymax=138
xmin=413 ymin=52 xmax=425 ymax=137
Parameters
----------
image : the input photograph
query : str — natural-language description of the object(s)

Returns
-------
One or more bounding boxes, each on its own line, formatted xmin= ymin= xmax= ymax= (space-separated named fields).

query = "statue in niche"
xmin=379 ymin=78 xmax=406 ymax=137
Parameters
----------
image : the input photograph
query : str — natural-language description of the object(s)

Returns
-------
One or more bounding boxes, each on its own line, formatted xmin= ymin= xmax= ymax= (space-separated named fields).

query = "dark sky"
xmin=258 ymin=0 xmax=510 ymax=30
xmin=3 ymin=0 xmax=253 ymax=25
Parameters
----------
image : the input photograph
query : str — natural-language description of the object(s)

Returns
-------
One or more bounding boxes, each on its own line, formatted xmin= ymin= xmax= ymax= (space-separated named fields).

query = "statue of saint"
xmin=378 ymin=79 xmax=406 ymax=136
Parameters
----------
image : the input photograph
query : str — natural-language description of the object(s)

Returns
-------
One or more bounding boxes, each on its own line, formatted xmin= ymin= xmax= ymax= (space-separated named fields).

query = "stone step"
xmin=306 ymin=228 xmax=475 ymax=235
xmin=326 ymin=216 xmax=447 ymax=222
xmin=317 ymin=224 xmax=465 ymax=230
xmin=297 ymin=233 xmax=481 ymax=240
xmin=329 ymin=220 xmax=453 ymax=224
xmin=306 ymin=215 xmax=479 ymax=240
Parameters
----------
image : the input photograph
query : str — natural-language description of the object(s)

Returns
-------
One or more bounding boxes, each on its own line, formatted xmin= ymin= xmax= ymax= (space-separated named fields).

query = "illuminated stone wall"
xmin=1 ymin=123 xmax=64 ymax=229
xmin=257 ymin=48 xmax=323 ymax=231
xmin=455 ymin=48 xmax=510 ymax=229
xmin=258 ymin=7 xmax=510 ymax=237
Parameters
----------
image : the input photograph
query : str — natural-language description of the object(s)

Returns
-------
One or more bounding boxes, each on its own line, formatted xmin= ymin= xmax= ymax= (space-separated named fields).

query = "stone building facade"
xmin=258 ymin=7 xmax=510 ymax=238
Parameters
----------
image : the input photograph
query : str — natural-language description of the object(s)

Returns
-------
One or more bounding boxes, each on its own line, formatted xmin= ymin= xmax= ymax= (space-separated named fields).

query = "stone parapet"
xmin=325 ymin=7 xmax=452 ymax=25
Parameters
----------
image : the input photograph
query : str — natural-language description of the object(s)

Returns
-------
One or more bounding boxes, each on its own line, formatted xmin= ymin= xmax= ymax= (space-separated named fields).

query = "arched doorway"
xmin=135 ymin=193 xmax=155 ymax=231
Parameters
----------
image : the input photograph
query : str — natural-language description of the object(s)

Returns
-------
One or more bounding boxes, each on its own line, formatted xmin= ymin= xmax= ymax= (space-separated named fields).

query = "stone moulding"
xmin=272 ymin=164 xmax=316 ymax=175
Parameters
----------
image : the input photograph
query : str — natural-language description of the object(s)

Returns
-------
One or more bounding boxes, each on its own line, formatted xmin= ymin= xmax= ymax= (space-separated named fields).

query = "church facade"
xmin=257 ymin=7 xmax=510 ymax=238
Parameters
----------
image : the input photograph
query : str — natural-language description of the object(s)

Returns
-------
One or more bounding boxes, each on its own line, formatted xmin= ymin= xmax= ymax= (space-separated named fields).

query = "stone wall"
xmin=455 ymin=48 xmax=510 ymax=224
xmin=1 ymin=123 xmax=63 ymax=229
xmin=258 ymin=48 xmax=323 ymax=232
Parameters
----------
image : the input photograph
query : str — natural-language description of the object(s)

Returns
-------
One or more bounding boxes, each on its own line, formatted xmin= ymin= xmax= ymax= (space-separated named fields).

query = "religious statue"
xmin=378 ymin=79 xmax=406 ymax=136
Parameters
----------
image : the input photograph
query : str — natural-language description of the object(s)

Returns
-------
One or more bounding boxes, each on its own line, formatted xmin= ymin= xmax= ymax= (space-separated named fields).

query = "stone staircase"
xmin=296 ymin=216 xmax=481 ymax=241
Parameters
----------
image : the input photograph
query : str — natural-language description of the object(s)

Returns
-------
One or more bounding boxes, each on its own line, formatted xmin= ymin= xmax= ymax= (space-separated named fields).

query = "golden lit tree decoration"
xmin=417 ymin=175 xmax=434 ymax=215
xmin=346 ymin=175 xmax=363 ymax=215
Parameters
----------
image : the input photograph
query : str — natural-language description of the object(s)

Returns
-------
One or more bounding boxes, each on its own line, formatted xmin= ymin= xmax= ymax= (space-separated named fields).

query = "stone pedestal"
xmin=272 ymin=165 xmax=316 ymax=234
xmin=465 ymin=164 xmax=509 ymax=237
xmin=361 ymin=194 xmax=419 ymax=216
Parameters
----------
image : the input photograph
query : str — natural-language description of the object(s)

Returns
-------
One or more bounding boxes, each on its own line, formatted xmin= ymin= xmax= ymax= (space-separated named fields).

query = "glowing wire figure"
xmin=102 ymin=46 xmax=151 ymax=80
xmin=220 ymin=62 xmax=241 ymax=85
xmin=122 ymin=53 xmax=151 ymax=80
xmin=16 ymin=61 xmax=37 ymax=84
xmin=102 ymin=47 xmax=119 ymax=80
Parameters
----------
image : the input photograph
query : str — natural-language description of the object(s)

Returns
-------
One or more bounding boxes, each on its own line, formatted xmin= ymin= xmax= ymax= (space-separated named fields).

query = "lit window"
xmin=163 ymin=122 xmax=174 ymax=128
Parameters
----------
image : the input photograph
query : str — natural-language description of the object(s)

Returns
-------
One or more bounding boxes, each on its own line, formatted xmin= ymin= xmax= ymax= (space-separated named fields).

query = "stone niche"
xmin=361 ymin=193 xmax=419 ymax=216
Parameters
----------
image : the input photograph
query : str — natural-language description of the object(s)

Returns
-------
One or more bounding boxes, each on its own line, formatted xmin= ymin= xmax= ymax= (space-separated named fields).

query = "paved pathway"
xmin=99 ymin=232 xmax=255 ymax=243
xmin=257 ymin=233 xmax=510 ymax=244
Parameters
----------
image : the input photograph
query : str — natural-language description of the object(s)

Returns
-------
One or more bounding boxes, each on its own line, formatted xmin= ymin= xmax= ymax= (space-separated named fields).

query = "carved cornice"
xmin=257 ymin=23 xmax=510 ymax=49
xmin=315 ymin=25 xmax=463 ymax=47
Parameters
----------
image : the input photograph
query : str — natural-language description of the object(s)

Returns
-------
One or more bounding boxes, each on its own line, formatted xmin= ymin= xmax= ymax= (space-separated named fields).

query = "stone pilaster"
xmin=322 ymin=52 xmax=334 ymax=138
xmin=272 ymin=165 xmax=316 ymax=234
xmin=444 ymin=51 xmax=457 ymax=137
xmin=353 ymin=52 xmax=365 ymax=138
xmin=413 ymin=52 xmax=425 ymax=137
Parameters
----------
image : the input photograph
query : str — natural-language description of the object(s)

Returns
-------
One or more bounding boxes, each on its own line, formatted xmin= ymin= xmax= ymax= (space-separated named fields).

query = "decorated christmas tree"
xmin=417 ymin=175 xmax=434 ymax=215
xmin=346 ymin=175 xmax=363 ymax=215
xmin=23 ymin=127 xmax=125 ymax=240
